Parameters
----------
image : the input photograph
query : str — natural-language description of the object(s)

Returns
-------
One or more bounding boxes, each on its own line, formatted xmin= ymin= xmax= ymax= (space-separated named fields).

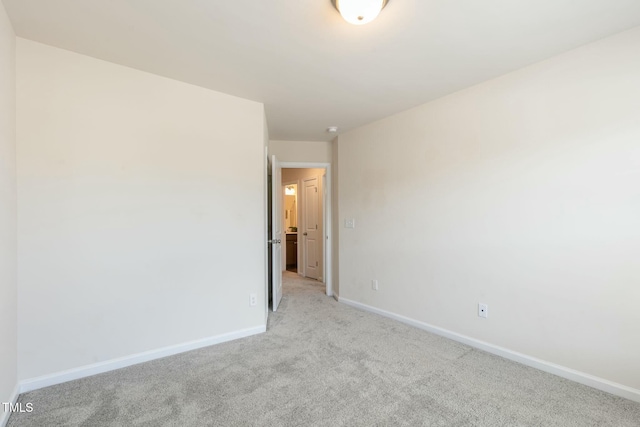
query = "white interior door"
xmin=303 ymin=177 xmax=319 ymax=280
xmin=271 ymin=155 xmax=283 ymax=311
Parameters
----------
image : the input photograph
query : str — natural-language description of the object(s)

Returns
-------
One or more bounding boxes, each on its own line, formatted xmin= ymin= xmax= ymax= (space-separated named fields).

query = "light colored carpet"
xmin=8 ymin=272 xmax=640 ymax=426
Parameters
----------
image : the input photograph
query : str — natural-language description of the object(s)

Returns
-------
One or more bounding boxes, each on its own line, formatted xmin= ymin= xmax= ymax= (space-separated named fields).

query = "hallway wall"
xmin=269 ymin=140 xmax=332 ymax=163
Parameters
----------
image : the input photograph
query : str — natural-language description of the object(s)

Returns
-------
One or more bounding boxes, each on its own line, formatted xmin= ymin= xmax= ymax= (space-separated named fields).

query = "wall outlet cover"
xmin=478 ymin=303 xmax=488 ymax=318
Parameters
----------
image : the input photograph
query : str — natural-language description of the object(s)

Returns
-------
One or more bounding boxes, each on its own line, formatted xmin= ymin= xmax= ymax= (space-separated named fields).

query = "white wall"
xmin=269 ymin=140 xmax=332 ymax=163
xmin=331 ymin=137 xmax=340 ymax=297
xmin=338 ymin=27 xmax=640 ymax=391
xmin=0 ymin=1 xmax=17 ymax=417
xmin=17 ymin=39 xmax=267 ymax=380
xmin=263 ymin=114 xmax=270 ymax=321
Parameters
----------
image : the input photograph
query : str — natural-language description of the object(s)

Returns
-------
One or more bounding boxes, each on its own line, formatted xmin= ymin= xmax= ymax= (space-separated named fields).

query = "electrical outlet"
xmin=250 ymin=293 xmax=257 ymax=307
xmin=372 ymin=280 xmax=378 ymax=291
xmin=345 ymin=218 xmax=355 ymax=229
xmin=478 ymin=303 xmax=488 ymax=318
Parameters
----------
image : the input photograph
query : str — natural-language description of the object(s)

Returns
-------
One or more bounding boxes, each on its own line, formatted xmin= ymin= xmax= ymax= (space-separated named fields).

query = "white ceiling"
xmin=4 ymin=0 xmax=640 ymax=141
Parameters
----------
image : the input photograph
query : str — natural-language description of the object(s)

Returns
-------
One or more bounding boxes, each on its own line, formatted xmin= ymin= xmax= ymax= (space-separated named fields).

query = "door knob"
xmin=303 ymin=232 xmax=308 ymax=236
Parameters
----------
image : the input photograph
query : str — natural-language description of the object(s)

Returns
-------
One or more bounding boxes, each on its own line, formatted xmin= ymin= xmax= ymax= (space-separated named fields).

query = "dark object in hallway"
xmin=286 ymin=233 xmax=297 ymax=271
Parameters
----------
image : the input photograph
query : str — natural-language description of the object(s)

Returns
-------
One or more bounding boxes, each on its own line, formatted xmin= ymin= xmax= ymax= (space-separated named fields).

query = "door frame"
xmin=279 ymin=162 xmax=333 ymax=297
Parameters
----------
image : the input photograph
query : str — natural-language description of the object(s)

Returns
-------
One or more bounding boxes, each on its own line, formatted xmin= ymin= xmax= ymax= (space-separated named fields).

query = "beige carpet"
xmin=8 ymin=271 xmax=640 ymax=426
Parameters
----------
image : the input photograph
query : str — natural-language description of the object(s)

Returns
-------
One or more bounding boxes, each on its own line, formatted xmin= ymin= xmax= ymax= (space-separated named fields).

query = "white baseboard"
xmin=1 ymin=384 xmax=20 ymax=427
xmin=19 ymin=325 xmax=266 ymax=394
xmin=338 ymin=297 xmax=640 ymax=403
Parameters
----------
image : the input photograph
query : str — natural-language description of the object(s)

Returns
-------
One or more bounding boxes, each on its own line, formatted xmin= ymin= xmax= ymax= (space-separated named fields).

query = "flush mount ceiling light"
xmin=331 ymin=0 xmax=389 ymax=25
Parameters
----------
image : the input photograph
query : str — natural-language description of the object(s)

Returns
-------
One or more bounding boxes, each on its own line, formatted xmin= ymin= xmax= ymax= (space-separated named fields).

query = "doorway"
xmin=281 ymin=168 xmax=325 ymax=282
xmin=269 ymin=160 xmax=333 ymax=311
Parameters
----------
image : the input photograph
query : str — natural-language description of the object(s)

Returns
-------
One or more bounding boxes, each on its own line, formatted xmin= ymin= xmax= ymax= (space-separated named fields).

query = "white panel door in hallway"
xmin=303 ymin=177 xmax=319 ymax=280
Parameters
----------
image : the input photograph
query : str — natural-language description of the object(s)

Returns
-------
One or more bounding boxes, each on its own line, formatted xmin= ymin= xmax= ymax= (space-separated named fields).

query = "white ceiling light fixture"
xmin=331 ymin=0 xmax=389 ymax=26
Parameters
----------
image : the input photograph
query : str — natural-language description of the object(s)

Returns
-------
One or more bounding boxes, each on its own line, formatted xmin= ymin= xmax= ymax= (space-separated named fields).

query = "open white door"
xmin=271 ymin=155 xmax=283 ymax=311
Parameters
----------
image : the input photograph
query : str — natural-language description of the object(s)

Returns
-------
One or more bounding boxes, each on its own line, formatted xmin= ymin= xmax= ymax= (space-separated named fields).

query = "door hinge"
xmin=316 ymin=261 xmax=318 ymax=266
xmin=316 ymin=224 xmax=318 ymax=229
xmin=315 ymin=187 xmax=317 ymax=193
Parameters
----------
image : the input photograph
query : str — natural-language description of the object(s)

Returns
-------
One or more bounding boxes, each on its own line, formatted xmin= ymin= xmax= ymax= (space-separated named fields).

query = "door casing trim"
xmin=279 ymin=162 xmax=332 ymax=297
